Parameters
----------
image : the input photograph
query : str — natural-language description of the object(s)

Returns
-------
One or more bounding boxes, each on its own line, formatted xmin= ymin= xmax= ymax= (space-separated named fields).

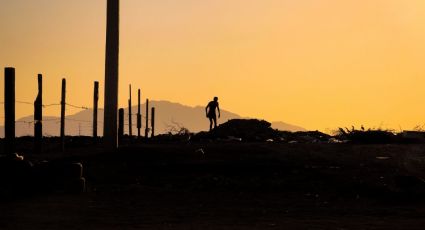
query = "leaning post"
xmin=34 ymin=74 xmax=43 ymax=154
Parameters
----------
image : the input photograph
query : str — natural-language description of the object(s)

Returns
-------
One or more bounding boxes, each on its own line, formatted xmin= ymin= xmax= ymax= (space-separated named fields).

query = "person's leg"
xmin=213 ymin=116 xmax=217 ymax=129
xmin=209 ymin=117 xmax=213 ymax=131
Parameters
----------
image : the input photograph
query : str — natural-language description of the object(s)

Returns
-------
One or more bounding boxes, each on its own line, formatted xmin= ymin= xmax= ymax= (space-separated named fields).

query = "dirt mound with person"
xmin=193 ymin=119 xmax=279 ymax=142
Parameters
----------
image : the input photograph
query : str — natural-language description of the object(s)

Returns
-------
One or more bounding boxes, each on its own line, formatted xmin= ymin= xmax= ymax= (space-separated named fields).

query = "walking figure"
xmin=205 ymin=97 xmax=220 ymax=131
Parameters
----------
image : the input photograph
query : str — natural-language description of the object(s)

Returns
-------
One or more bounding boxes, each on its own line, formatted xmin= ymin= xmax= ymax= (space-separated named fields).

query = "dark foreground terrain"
xmin=1 ymin=140 xmax=425 ymax=229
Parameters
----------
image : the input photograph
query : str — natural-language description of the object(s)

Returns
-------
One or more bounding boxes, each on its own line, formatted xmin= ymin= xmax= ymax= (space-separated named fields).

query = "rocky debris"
xmin=191 ymin=119 xmax=332 ymax=143
xmin=394 ymin=175 xmax=425 ymax=191
xmin=399 ymin=131 xmax=425 ymax=143
xmin=0 ymin=153 xmax=33 ymax=194
xmin=0 ymin=155 xmax=86 ymax=195
xmin=34 ymin=161 xmax=86 ymax=193
xmin=193 ymin=119 xmax=279 ymax=142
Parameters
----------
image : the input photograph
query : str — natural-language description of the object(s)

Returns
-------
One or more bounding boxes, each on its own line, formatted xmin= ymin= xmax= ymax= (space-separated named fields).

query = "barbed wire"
xmin=124 ymin=123 xmax=148 ymax=127
xmin=45 ymin=118 xmax=61 ymax=122
xmin=16 ymin=100 xmax=33 ymax=105
xmin=15 ymin=118 xmax=61 ymax=124
xmin=43 ymin=103 xmax=61 ymax=107
xmin=1 ymin=101 xmax=149 ymax=113
xmin=124 ymin=114 xmax=147 ymax=120
xmin=0 ymin=100 xmax=154 ymax=130
xmin=11 ymin=122 xmax=150 ymax=136
xmin=0 ymin=100 xmax=90 ymax=109
xmin=13 ymin=118 xmax=106 ymax=124
xmin=15 ymin=120 xmax=34 ymax=124
xmin=124 ymin=113 xmax=143 ymax=116
xmin=65 ymin=118 xmax=92 ymax=123
xmin=66 ymin=103 xmax=89 ymax=110
xmin=13 ymin=123 xmax=148 ymax=132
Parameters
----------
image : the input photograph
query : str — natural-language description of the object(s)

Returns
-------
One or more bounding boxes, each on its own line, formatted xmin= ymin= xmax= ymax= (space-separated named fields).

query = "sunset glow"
xmin=2 ymin=0 xmax=425 ymax=132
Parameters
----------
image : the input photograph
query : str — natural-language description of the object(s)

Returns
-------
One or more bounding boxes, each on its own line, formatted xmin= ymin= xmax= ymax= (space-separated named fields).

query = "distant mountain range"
xmin=0 ymin=100 xmax=305 ymax=137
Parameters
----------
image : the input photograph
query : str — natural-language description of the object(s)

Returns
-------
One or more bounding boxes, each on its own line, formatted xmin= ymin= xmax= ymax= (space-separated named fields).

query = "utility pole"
xmin=103 ymin=0 xmax=120 ymax=149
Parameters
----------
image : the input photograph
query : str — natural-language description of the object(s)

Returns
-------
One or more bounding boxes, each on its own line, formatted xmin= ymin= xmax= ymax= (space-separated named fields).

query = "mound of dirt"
xmin=193 ymin=119 xmax=279 ymax=141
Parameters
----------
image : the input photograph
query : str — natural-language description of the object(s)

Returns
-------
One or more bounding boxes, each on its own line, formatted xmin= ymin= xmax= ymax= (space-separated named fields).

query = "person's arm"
xmin=217 ymin=103 xmax=221 ymax=118
xmin=205 ymin=104 xmax=209 ymax=117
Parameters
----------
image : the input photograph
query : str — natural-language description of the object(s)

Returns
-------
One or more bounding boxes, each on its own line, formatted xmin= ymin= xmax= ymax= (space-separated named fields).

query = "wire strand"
xmin=66 ymin=103 xmax=89 ymax=110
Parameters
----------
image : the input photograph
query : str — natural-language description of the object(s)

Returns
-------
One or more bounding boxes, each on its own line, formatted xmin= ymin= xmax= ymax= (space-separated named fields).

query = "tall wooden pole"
xmin=151 ymin=107 xmax=155 ymax=138
xmin=118 ymin=108 xmax=124 ymax=141
xmin=103 ymin=0 xmax=120 ymax=149
xmin=34 ymin=74 xmax=43 ymax=154
xmin=145 ymin=99 xmax=149 ymax=138
xmin=128 ymin=84 xmax=132 ymax=136
xmin=4 ymin=67 xmax=15 ymax=155
xmin=93 ymin=81 xmax=99 ymax=139
xmin=60 ymin=78 xmax=66 ymax=152
xmin=137 ymin=89 xmax=141 ymax=138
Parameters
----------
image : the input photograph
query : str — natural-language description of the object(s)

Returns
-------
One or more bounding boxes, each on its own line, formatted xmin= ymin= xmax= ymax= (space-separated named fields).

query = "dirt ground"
xmin=1 ymin=141 xmax=425 ymax=229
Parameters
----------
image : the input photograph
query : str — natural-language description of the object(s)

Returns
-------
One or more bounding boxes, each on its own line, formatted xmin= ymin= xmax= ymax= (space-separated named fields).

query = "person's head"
xmin=213 ymin=97 xmax=218 ymax=102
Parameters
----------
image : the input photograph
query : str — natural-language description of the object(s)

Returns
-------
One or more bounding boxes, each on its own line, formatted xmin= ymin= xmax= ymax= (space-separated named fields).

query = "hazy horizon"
xmin=0 ymin=99 xmax=307 ymax=137
xmin=2 ymin=0 xmax=425 ymax=132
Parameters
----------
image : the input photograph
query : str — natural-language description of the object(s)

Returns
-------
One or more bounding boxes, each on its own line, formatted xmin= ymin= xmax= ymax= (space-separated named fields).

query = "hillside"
xmin=0 ymin=100 xmax=305 ymax=137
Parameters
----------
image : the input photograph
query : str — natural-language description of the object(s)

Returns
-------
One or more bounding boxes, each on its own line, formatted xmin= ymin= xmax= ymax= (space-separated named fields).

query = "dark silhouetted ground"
xmin=1 ymin=138 xmax=425 ymax=229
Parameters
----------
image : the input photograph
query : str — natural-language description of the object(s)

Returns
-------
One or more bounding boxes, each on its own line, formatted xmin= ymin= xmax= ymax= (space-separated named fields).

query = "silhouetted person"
xmin=206 ymin=97 xmax=220 ymax=131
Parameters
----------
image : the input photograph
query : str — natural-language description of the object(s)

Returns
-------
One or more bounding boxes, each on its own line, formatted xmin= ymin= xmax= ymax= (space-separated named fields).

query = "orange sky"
xmin=1 ymin=0 xmax=425 ymax=132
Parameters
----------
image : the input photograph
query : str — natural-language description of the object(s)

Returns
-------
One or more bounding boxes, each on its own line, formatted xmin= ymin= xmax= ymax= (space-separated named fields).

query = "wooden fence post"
xmin=4 ymin=67 xmax=15 ymax=155
xmin=60 ymin=78 xmax=66 ymax=152
xmin=34 ymin=74 xmax=42 ymax=154
xmin=118 ymin=108 xmax=124 ymax=141
xmin=128 ymin=84 xmax=132 ymax=137
xmin=145 ymin=99 xmax=149 ymax=138
xmin=137 ymin=89 xmax=141 ymax=138
xmin=93 ymin=81 xmax=99 ymax=139
xmin=151 ymin=107 xmax=155 ymax=138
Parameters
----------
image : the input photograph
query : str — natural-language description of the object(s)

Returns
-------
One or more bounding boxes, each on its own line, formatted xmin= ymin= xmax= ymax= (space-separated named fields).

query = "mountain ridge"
xmin=0 ymin=100 xmax=306 ymax=137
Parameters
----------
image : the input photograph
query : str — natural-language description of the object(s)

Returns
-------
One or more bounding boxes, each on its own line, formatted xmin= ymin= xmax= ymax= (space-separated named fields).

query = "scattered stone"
xmin=195 ymin=148 xmax=205 ymax=155
xmin=376 ymin=156 xmax=391 ymax=160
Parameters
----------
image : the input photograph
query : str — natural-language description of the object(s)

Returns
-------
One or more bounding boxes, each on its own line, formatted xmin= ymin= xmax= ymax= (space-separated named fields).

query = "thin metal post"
xmin=145 ymin=99 xmax=149 ymax=138
xmin=93 ymin=81 xmax=99 ymax=139
xmin=60 ymin=78 xmax=66 ymax=152
xmin=137 ymin=89 xmax=141 ymax=138
xmin=128 ymin=84 xmax=132 ymax=136
xmin=151 ymin=107 xmax=155 ymax=138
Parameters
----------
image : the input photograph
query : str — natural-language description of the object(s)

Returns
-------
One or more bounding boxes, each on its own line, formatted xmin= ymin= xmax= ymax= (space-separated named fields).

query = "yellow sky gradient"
xmin=1 ymin=0 xmax=425 ymax=132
